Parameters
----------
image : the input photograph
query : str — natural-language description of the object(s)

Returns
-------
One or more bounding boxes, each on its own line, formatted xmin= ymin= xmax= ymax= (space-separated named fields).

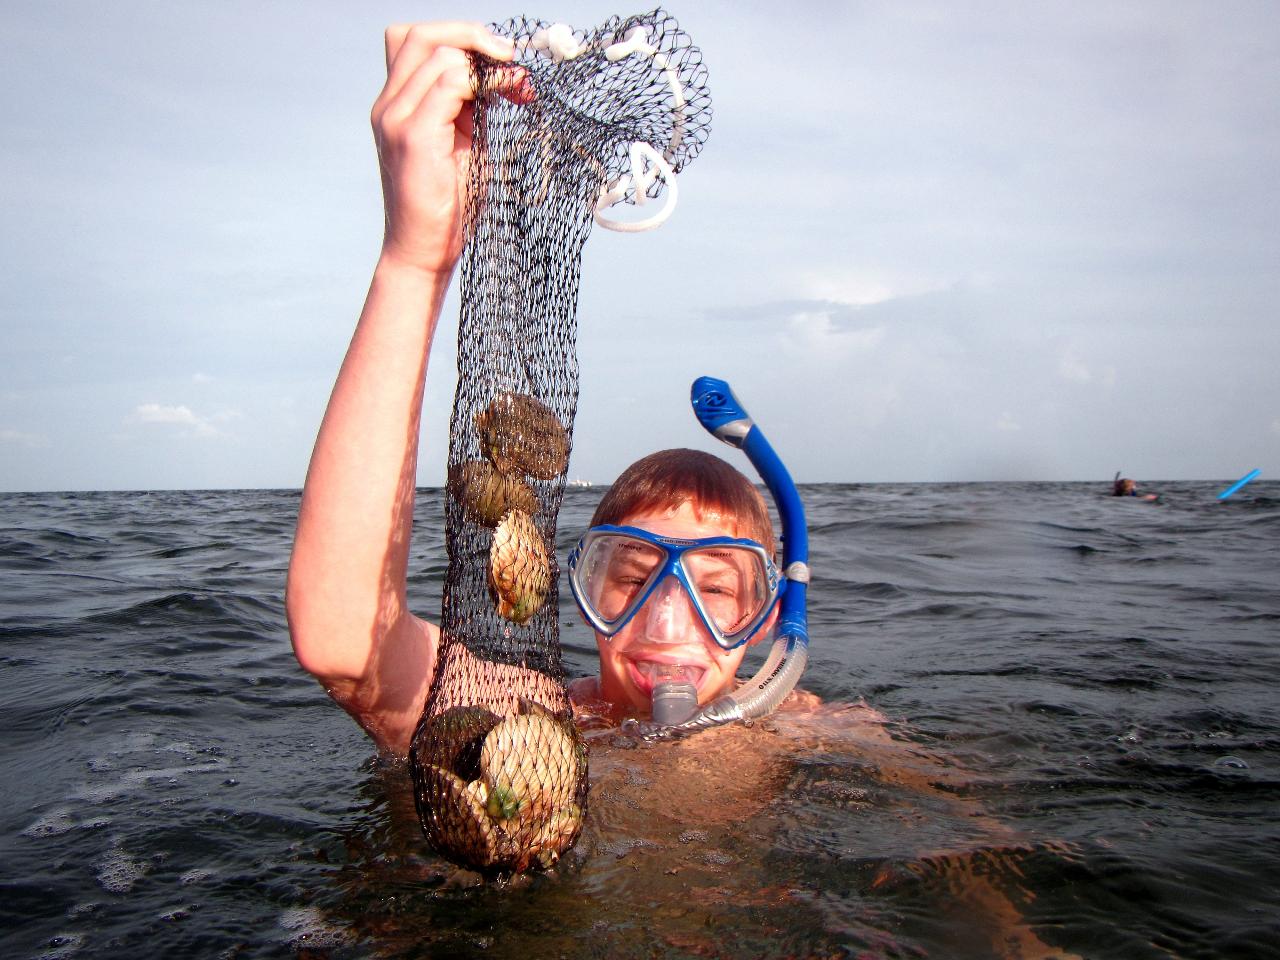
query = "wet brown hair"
xmin=590 ymin=448 xmax=775 ymax=557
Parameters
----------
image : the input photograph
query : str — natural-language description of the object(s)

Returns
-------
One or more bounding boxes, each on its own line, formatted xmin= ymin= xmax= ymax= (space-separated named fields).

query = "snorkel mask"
xmin=568 ymin=377 xmax=811 ymax=729
xmin=569 ymin=524 xmax=783 ymax=650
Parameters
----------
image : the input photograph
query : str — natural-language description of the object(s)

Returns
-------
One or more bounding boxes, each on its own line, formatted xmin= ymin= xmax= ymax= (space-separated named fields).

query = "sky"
xmin=3 ymin=1 xmax=1278 ymax=491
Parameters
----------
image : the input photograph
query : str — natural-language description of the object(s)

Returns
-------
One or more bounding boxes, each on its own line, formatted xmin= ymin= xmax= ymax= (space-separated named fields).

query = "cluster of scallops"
xmin=416 ymin=700 xmax=585 ymax=871
xmin=450 ymin=391 xmax=570 ymax=626
xmin=419 ymin=392 xmax=582 ymax=871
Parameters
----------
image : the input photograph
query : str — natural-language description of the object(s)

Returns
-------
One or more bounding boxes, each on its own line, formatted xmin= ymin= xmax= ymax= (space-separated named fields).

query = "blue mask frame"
xmin=567 ymin=524 xmax=784 ymax=650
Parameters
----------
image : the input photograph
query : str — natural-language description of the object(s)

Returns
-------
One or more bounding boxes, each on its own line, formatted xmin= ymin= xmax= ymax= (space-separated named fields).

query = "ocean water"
xmin=1 ymin=482 xmax=1278 ymax=959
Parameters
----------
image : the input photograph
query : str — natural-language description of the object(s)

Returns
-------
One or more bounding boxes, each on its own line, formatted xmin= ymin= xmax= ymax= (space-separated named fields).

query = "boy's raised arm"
xmin=285 ymin=23 xmax=517 ymax=755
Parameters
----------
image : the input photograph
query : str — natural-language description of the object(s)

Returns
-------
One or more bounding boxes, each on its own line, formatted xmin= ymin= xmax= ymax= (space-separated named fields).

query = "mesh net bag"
xmin=408 ymin=10 xmax=712 ymax=872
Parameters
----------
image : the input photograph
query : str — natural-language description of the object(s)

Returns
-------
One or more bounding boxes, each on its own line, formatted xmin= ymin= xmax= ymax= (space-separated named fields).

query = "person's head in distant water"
xmin=1113 ymin=477 xmax=1137 ymax=496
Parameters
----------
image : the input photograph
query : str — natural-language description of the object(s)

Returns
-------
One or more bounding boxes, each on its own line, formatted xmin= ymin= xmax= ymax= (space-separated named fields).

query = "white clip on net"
xmin=525 ymin=23 xmax=687 ymax=234
xmin=594 ymin=142 xmax=679 ymax=233
xmin=529 ymin=22 xmax=585 ymax=62
xmin=595 ymin=26 xmax=686 ymax=233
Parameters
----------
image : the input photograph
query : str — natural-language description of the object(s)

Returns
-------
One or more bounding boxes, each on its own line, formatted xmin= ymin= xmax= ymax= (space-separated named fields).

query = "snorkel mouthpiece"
xmin=646 ymin=663 xmax=701 ymax=726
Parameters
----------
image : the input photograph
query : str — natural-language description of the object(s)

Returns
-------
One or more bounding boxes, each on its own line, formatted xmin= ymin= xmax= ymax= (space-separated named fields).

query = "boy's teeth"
xmin=637 ymin=661 xmax=702 ymax=686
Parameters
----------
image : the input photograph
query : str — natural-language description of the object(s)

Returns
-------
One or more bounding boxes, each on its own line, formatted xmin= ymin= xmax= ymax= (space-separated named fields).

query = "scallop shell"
xmin=413 ymin=709 xmax=586 ymax=872
xmin=517 ymin=696 xmax=557 ymax=720
xmin=418 ymin=764 xmax=501 ymax=867
xmin=529 ymin=803 xmax=584 ymax=868
xmin=449 ymin=460 xmax=538 ymax=527
xmin=412 ymin=704 xmax=503 ymax=781
xmin=475 ymin=392 xmax=570 ymax=481
xmin=479 ymin=713 xmax=581 ymax=819
xmin=488 ymin=509 xmax=550 ymax=625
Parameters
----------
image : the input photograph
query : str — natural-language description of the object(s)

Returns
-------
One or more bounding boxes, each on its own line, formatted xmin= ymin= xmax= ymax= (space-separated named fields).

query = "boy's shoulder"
xmin=567 ymin=675 xmax=601 ymax=703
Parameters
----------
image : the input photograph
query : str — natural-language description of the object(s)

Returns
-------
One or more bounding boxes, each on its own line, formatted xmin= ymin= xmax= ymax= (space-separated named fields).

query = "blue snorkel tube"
xmin=674 ymin=376 xmax=810 ymax=729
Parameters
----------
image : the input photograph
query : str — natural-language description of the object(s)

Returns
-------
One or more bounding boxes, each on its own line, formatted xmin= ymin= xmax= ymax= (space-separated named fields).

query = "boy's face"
xmin=592 ymin=500 xmax=772 ymax=716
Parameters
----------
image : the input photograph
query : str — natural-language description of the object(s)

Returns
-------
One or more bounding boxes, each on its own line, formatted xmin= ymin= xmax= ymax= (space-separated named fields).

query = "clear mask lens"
xmin=576 ymin=533 xmax=666 ymax=624
xmin=681 ymin=543 xmax=772 ymax=635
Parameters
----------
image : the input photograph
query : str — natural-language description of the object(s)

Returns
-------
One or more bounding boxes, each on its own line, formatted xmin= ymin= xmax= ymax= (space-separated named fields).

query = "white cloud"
xmin=133 ymin=403 xmax=201 ymax=425
xmin=800 ymin=273 xmax=896 ymax=307
xmin=1056 ymin=347 xmax=1119 ymax=388
xmin=0 ymin=428 xmax=49 ymax=448
xmin=130 ymin=403 xmax=221 ymax=437
xmin=192 ymin=372 xmax=214 ymax=384
xmin=782 ymin=310 xmax=885 ymax=361
xmin=799 ymin=270 xmax=951 ymax=308
xmin=1058 ymin=354 xmax=1093 ymax=382
xmin=996 ymin=411 xmax=1021 ymax=432
xmin=1271 ymin=418 xmax=1280 ymax=436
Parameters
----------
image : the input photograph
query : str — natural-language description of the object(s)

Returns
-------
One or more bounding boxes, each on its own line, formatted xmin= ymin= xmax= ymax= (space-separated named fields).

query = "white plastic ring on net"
xmin=524 ymin=23 xmax=686 ymax=233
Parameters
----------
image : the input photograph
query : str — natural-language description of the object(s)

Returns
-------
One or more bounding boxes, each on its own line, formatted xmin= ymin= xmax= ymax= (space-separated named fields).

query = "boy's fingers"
xmin=374 ymin=22 xmax=530 ymax=139
xmin=411 ymin=64 xmax=477 ymax=130
xmin=385 ymin=21 xmax=513 ymax=73
xmin=381 ymin=23 xmax=514 ymax=114
xmin=379 ymin=48 xmax=469 ymax=129
xmin=384 ymin=24 xmax=411 ymax=69
xmin=380 ymin=56 xmax=532 ymax=134
xmin=480 ymin=64 xmax=536 ymax=105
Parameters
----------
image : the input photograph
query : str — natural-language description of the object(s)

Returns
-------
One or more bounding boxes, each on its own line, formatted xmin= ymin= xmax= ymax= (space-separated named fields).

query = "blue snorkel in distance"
xmin=667 ymin=376 xmax=811 ymax=729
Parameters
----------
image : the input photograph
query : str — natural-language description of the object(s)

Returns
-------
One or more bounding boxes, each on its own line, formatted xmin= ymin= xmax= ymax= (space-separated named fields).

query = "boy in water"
xmin=286 ymin=22 xmax=791 ymax=756
xmin=285 ymin=25 xmax=1081 ymax=956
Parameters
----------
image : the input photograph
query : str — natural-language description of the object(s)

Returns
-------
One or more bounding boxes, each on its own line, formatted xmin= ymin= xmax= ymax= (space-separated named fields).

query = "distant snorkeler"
xmin=1112 ymin=472 xmax=1160 ymax=502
